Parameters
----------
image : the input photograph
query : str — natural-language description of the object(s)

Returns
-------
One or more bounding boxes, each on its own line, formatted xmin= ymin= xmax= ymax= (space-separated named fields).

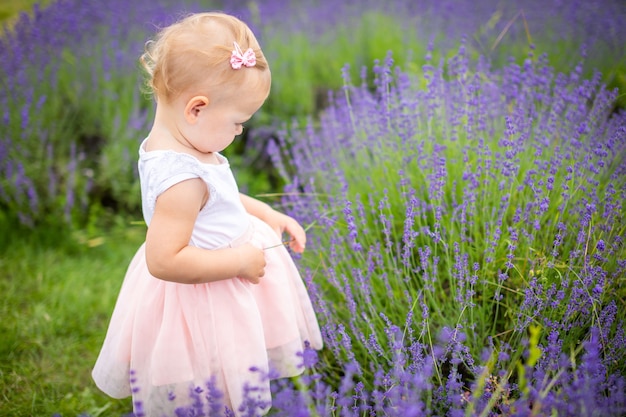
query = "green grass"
xmin=0 ymin=216 xmax=144 ymax=416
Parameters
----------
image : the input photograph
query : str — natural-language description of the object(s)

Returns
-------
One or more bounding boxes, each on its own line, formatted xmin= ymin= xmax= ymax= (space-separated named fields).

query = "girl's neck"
xmin=146 ymin=99 xmax=221 ymax=165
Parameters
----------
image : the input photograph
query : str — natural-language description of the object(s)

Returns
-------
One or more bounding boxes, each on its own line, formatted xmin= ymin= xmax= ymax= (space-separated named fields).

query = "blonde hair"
xmin=140 ymin=12 xmax=270 ymax=103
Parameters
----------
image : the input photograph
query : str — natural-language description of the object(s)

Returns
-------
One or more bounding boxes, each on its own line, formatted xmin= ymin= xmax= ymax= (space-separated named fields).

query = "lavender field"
xmin=1 ymin=0 xmax=625 ymax=416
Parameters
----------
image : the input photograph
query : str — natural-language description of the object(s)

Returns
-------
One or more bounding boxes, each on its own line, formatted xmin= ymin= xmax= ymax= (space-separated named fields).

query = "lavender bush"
xmin=0 ymin=0 xmax=179 ymax=225
xmin=266 ymin=46 xmax=626 ymax=415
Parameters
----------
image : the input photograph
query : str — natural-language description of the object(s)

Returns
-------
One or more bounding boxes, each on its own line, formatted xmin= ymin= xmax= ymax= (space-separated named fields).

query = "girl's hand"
xmin=238 ymin=194 xmax=306 ymax=253
xmin=263 ymin=209 xmax=307 ymax=253
xmin=236 ymin=243 xmax=266 ymax=284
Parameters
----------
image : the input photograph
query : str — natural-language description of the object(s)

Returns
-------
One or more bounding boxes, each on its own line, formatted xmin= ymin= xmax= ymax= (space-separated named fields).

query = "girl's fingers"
xmin=285 ymin=221 xmax=306 ymax=253
xmin=268 ymin=214 xmax=307 ymax=253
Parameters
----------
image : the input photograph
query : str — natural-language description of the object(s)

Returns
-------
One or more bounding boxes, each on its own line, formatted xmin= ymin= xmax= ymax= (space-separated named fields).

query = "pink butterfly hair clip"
xmin=230 ymin=41 xmax=256 ymax=69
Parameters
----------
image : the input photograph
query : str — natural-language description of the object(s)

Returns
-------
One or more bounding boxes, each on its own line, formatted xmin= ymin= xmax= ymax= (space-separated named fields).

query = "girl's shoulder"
xmin=138 ymin=143 xmax=233 ymax=215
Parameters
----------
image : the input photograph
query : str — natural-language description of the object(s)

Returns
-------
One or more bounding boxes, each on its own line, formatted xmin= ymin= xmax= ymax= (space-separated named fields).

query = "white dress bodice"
xmin=138 ymin=141 xmax=249 ymax=249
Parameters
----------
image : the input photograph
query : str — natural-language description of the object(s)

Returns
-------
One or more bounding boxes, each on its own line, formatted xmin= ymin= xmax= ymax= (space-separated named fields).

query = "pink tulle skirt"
xmin=92 ymin=215 xmax=323 ymax=416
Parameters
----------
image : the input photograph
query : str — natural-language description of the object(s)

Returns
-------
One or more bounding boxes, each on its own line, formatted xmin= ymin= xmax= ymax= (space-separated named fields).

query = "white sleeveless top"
xmin=138 ymin=141 xmax=249 ymax=250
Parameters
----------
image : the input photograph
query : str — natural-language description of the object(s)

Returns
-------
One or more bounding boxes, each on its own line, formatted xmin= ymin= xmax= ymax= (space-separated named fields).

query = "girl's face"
xmin=191 ymin=79 xmax=269 ymax=155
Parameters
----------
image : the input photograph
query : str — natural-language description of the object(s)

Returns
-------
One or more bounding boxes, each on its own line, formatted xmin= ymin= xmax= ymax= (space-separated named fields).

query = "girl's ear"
xmin=184 ymin=95 xmax=210 ymax=124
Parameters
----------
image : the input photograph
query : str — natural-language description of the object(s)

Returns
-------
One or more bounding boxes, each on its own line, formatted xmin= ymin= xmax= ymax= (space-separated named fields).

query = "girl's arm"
xmin=145 ymin=179 xmax=266 ymax=284
xmin=239 ymin=193 xmax=307 ymax=253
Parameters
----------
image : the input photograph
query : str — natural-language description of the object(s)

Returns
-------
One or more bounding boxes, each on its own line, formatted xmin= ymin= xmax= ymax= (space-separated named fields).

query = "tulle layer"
xmin=92 ymin=215 xmax=323 ymax=416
